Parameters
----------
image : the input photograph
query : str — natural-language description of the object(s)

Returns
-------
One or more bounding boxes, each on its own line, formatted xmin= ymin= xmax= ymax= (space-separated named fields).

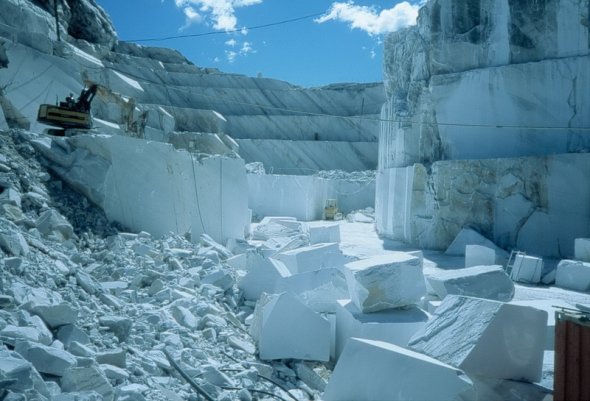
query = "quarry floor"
xmin=338 ymin=220 xmax=590 ymax=392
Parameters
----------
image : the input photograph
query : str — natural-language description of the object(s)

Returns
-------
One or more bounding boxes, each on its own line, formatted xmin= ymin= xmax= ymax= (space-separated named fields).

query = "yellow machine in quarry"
xmin=37 ymin=84 xmax=98 ymax=135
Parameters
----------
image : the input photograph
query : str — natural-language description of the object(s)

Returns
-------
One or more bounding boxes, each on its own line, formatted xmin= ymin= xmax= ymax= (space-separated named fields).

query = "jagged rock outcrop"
xmin=0 ymin=0 xmax=117 ymax=47
xmin=376 ymin=0 xmax=590 ymax=257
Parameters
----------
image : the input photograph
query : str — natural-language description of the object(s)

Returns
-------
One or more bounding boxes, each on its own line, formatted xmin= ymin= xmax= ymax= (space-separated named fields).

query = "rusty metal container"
xmin=554 ymin=309 xmax=590 ymax=401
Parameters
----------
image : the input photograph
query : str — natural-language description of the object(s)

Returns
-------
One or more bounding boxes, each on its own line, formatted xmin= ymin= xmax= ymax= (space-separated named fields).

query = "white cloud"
xmin=174 ymin=0 xmax=262 ymax=31
xmin=225 ymin=38 xmax=237 ymax=46
xmin=315 ymin=1 xmax=423 ymax=36
xmin=179 ymin=6 xmax=202 ymax=31
xmin=226 ymin=50 xmax=238 ymax=63
xmin=240 ymin=41 xmax=254 ymax=55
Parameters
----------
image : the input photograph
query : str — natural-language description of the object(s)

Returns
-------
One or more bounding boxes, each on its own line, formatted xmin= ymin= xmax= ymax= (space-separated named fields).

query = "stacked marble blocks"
xmin=343 ymin=252 xmax=425 ymax=313
xmin=409 ymin=295 xmax=547 ymax=382
xmin=249 ymin=292 xmax=330 ymax=361
xmin=427 ymin=265 xmax=514 ymax=302
xmin=324 ymin=338 xmax=474 ymax=401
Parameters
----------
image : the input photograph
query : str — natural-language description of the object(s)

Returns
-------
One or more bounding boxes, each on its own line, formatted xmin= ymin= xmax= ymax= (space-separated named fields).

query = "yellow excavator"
xmin=37 ymin=84 xmax=98 ymax=135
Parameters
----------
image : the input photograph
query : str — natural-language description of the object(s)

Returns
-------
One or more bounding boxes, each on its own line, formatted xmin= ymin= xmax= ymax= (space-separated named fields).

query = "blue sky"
xmin=95 ymin=1 xmax=422 ymax=87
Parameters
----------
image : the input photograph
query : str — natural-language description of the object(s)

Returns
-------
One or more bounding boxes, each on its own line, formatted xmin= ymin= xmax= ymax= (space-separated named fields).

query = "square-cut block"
xmin=465 ymin=245 xmax=496 ymax=267
xmin=555 ymin=259 xmax=590 ymax=292
xmin=575 ymin=238 xmax=590 ymax=262
xmin=252 ymin=293 xmax=331 ymax=362
xmin=409 ymin=295 xmax=547 ymax=383
xmin=324 ymin=338 xmax=474 ymax=401
xmin=510 ymin=255 xmax=543 ymax=284
xmin=427 ymin=265 xmax=514 ymax=302
xmin=272 ymin=243 xmax=349 ymax=275
xmin=343 ymin=252 xmax=425 ymax=312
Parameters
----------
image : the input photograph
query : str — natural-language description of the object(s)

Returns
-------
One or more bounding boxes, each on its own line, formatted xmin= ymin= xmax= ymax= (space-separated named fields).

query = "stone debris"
xmin=0 ymin=129 xmax=327 ymax=401
xmin=334 ymin=300 xmax=429 ymax=359
xmin=510 ymin=254 xmax=543 ymax=284
xmin=324 ymin=338 xmax=474 ymax=401
xmin=555 ymin=259 xmax=590 ymax=292
xmin=409 ymin=295 xmax=547 ymax=383
xmin=575 ymin=238 xmax=590 ymax=262
xmin=426 ymin=265 xmax=515 ymax=302
xmin=343 ymin=252 xmax=425 ymax=312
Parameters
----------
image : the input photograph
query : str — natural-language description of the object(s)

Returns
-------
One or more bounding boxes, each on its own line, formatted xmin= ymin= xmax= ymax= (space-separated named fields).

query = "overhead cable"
xmin=127 ymin=11 xmax=326 ymax=43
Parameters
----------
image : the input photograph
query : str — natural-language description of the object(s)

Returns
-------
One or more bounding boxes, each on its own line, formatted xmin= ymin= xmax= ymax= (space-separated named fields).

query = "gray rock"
xmin=98 ymin=316 xmax=132 ymax=342
xmin=202 ymin=270 xmax=234 ymax=291
xmin=0 ymin=188 xmax=22 ymax=207
xmin=68 ymin=341 xmax=95 ymax=358
xmin=96 ymin=348 xmax=126 ymax=368
xmin=36 ymin=209 xmax=74 ymax=241
xmin=61 ymin=366 xmax=114 ymax=401
xmin=100 ymin=364 xmax=129 ymax=381
xmin=30 ymin=303 xmax=78 ymax=328
xmin=57 ymin=324 xmax=90 ymax=347
xmin=4 ymin=257 xmax=23 ymax=271
xmin=0 ymin=357 xmax=34 ymax=392
xmin=170 ymin=305 xmax=198 ymax=330
xmin=0 ymin=325 xmax=44 ymax=346
xmin=0 ymin=231 xmax=30 ymax=256
xmin=15 ymin=341 xmax=76 ymax=376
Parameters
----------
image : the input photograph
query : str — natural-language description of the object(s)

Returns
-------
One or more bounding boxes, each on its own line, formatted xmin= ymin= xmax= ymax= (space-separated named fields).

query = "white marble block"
xmin=575 ymin=238 xmax=590 ymax=262
xmin=334 ymin=299 xmax=429 ymax=359
xmin=237 ymin=253 xmax=290 ymax=301
xmin=409 ymin=295 xmax=547 ymax=383
xmin=343 ymin=252 xmax=425 ymax=312
xmin=323 ymin=338 xmax=474 ymax=401
xmin=510 ymin=299 xmax=574 ymax=350
xmin=427 ymin=265 xmax=514 ymax=302
xmin=253 ymin=293 xmax=331 ymax=362
xmin=273 ymin=243 xmax=349 ymax=275
xmin=465 ymin=245 xmax=496 ymax=267
xmin=274 ymin=268 xmax=349 ymax=313
xmin=308 ymin=221 xmax=341 ymax=244
xmin=555 ymin=259 xmax=590 ymax=292
xmin=510 ymin=254 xmax=543 ymax=284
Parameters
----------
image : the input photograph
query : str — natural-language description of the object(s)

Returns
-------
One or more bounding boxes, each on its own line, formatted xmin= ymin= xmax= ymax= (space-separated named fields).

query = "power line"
xmin=127 ymin=11 xmax=326 ymax=43
xmin=98 ymin=66 xmax=590 ymax=131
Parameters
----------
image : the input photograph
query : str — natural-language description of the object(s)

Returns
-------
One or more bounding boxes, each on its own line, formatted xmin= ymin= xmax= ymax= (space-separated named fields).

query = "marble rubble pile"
xmin=0 ymin=129 xmax=328 ymax=401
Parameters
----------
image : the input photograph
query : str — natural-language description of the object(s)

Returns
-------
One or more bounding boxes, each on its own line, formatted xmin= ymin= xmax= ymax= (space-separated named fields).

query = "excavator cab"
xmin=37 ymin=84 xmax=98 ymax=134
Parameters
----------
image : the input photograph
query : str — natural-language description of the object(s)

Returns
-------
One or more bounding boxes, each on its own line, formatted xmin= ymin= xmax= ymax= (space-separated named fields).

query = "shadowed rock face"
xmin=12 ymin=0 xmax=117 ymax=46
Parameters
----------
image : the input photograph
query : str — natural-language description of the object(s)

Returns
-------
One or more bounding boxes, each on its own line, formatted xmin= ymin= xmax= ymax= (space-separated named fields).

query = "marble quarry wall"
xmin=0 ymin=0 xmax=385 ymax=174
xmin=248 ymin=174 xmax=376 ymax=221
xmin=377 ymin=0 xmax=590 ymax=257
xmin=32 ymin=135 xmax=249 ymax=244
